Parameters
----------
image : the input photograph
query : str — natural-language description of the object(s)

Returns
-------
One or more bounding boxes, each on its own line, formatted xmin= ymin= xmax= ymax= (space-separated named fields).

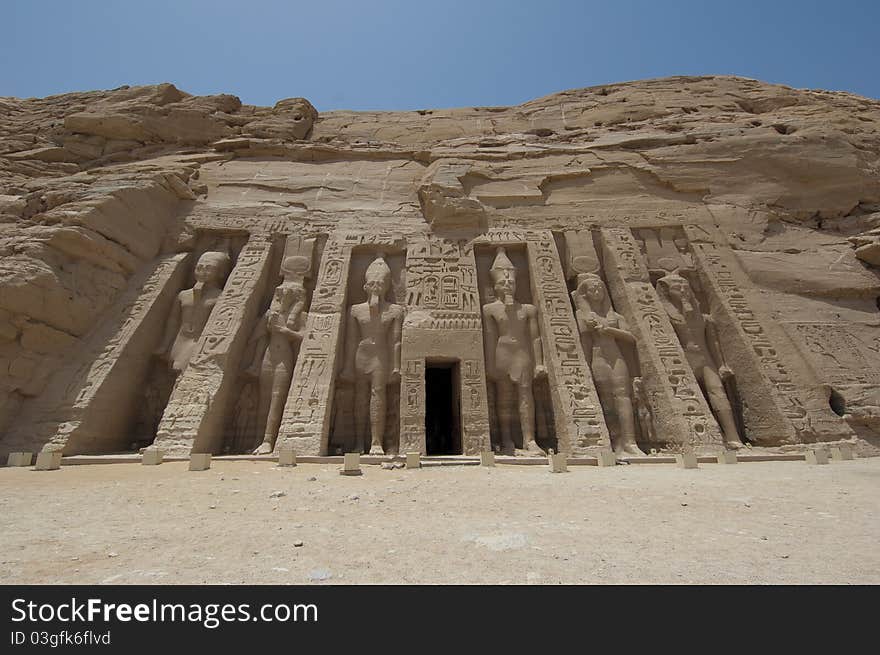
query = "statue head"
xmin=273 ymin=281 xmax=305 ymax=310
xmin=489 ymin=247 xmax=516 ymax=303
xmin=364 ymin=254 xmax=392 ymax=305
xmin=194 ymin=250 xmax=231 ymax=285
xmin=656 ymin=271 xmax=692 ymax=301
xmin=576 ymin=273 xmax=607 ymax=303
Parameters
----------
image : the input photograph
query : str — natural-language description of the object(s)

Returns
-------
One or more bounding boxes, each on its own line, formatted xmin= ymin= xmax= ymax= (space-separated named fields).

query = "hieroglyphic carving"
xmin=399 ymin=235 xmax=490 ymax=454
xmin=276 ymin=233 xmax=353 ymax=455
xmin=787 ymin=323 xmax=880 ymax=387
xmin=154 ymin=236 xmax=275 ymax=454
xmin=683 ymin=224 xmax=852 ymax=442
xmin=600 ymin=227 xmax=723 ymax=452
xmin=5 ymin=253 xmax=191 ymax=454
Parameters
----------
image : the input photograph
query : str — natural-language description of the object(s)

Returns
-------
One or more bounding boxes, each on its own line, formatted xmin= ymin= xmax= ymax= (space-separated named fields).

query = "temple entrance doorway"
xmin=424 ymin=361 xmax=462 ymax=455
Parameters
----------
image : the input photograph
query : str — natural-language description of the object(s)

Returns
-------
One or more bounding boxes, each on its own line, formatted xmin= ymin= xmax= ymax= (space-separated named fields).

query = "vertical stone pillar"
xmin=3 ymin=253 xmax=191 ymax=455
xmin=526 ymin=234 xmax=609 ymax=454
xmin=276 ymin=233 xmax=352 ymax=455
xmin=683 ymin=224 xmax=854 ymax=443
xmin=399 ymin=357 xmax=426 ymax=454
xmin=599 ymin=227 xmax=724 ymax=453
xmin=155 ymin=235 xmax=276 ymax=454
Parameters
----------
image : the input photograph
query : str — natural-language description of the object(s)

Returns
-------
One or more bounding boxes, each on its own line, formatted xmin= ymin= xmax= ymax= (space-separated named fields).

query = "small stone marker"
xmin=597 ymin=450 xmax=616 ymax=467
xmin=405 ymin=452 xmax=421 ymax=469
xmin=189 ymin=453 xmax=212 ymax=471
xmin=830 ymin=445 xmax=853 ymax=461
xmin=278 ymin=445 xmax=297 ymax=467
xmin=805 ymin=449 xmax=829 ymax=465
xmin=142 ymin=447 xmax=163 ymax=466
xmin=549 ymin=452 xmax=568 ymax=473
xmin=717 ymin=451 xmax=738 ymax=464
xmin=34 ymin=451 xmax=62 ymax=471
xmin=676 ymin=453 xmax=698 ymax=469
xmin=340 ymin=452 xmax=362 ymax=476
xmin=7 ymin=452 xmax=33 ymax=467
xmin=480 ymin=451 xmax=495 ymax=467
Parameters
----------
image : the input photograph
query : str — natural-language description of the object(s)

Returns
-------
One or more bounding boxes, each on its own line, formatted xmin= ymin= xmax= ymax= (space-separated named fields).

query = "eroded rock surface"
xmin=1 ymin=76 xmax=878 ymax=457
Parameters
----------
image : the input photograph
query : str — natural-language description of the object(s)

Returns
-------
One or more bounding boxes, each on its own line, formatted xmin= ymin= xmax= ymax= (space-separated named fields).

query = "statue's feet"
xmin=516 ymin=441 xmax=546 ymax=457
xmin=725 ymin=439 xmax=746 ymax=451
xmin=368 ymin=445 xmax=385 ymax=456
xmin=252 ymin=441 xmax=273 ymax=456
xmin=616 ymin=443 xmax=646 ymax=457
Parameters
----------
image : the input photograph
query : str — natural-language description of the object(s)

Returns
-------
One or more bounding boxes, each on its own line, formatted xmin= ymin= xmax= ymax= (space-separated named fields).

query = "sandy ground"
xmin=0 ymin=458 xmax=878 ymax=584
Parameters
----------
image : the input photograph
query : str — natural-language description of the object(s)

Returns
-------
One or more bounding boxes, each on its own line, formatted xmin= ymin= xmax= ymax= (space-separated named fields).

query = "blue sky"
xmin=3 ymin=1 xmax=878 ymax=110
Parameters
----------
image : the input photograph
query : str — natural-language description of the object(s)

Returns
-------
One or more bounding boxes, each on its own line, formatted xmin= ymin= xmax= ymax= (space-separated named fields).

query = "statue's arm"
xmin=528 ymin=307 xmax=545 ymax=370
xmin=155 ymin=294 xmax=181 ymax=357
xmin=391 ymin=308 xmax=403 ymax=376
xmin=340 ymin=308 xmax=358 ymax=381
xmin=482 ymin=306 xmax=497 ymax=380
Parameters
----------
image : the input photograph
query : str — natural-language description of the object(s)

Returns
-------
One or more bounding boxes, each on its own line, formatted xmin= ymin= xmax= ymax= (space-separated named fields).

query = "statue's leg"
xmin=495 ymin=381 xmax=516 ymax=455
xmin=703 ymin=367 xmax=744 ymax=448
xmin=251 ymin=362 xmax=274 ymax=455
xmin=368 ymin=371 xmax=387 ymax=455
xmin=354 ymin=378 xmax=370 ymax=453
xmin=612 ymin=361 xmax=644 ymax=456
xmin=264 ymin=362 xmax=294 ymax=451
xmin=517 ymin=381 xmax=543 ymax=455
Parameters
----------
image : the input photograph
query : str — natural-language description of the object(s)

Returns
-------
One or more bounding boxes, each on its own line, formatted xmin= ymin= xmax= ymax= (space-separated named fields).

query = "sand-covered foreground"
xmin=1 ymin=458 xmax=877 ymax=584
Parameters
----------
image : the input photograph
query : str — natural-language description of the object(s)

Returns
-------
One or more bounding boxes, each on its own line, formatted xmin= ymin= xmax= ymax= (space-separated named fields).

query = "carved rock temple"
xmin=1 ymin=77 xmax=878 ymax=460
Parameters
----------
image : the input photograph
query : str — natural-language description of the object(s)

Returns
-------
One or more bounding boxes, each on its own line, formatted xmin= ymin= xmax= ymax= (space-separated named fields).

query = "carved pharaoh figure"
xmin=481 ymin=247 xmax=547 ymax=456
xmin=247 ymin=273 xmax=309 ymax=455
xmin=571 ymin=273 xmax=645 ymax=456
xmin=340 ymin=254 xmax=404 ymax=455
xmin=656 ymin=270 xmax=745 ymax=449
xmin=156 ymin=249 xmax=231 ymax=375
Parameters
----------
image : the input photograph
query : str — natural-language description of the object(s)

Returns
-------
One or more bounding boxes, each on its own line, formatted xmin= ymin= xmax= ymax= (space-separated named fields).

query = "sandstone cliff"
xmin=1 ymin=76 xmax=878 ymax=446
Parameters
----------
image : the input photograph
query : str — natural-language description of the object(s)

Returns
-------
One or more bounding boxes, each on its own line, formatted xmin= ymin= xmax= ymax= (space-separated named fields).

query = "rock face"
xmin=1 ymin=76 xmax=878 ymax=459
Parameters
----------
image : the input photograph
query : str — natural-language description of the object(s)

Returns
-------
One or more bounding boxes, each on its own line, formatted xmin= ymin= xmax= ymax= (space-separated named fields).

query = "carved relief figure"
xmin=340 ymin=254 xmax=404 ymax=455
xmin=656 ymin=271 xmax=745 ymax=449
xmin=571 ymin=273 xmax=645 ymax=456
xmin=482 ymin=248 xmax=547 ymax=456
xmin=632 ymin=377 xmax=656 ymax=444
xmin=247 ymin=278 xmax=309 ymax=455
xmin=155 ymin=250 xmax=231 ymax=374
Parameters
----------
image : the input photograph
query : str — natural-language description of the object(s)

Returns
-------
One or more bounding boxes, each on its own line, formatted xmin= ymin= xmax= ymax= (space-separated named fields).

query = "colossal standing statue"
xmin=571 ymin=273 xmax=645 ymax=456
xmin=156 ymin=250 xmax=231 ymax=375
xmin=656 ymin=270 xmax=745 ymax=449
xmin=340 ymin=254 xmax=404 ymax=455
xmin=482 ymin=248 xmax=547 ymax=456
xmin=247 ymin=273 xmax=309 ymax=455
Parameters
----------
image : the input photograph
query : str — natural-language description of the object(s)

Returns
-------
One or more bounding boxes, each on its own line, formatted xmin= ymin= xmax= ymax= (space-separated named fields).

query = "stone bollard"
xmin=7 ymin=452 xmax=33 ymax=467
xmin=597 ymin=450 xmax=616 ymax=467
xmin=340 ymin=452 xmax=362 ymax=476
xmin=830 ymin=445 xmax=854 ymax=461
xmin=806 ymin=449 xmax=829 ymax=465
xmin=717 ymin=452 xmax=738 ymax=465
xmin=549 ymin=452 xmax=568 ymax=473
xmin=34 ymin=451 xmax=62 ymax=471
xmin=676 ymin=453 xmax=699 ymax=469
xmin=405 ymin=452 xmax=421 ymax=469
xmin=480 ymin=451 xmax=495 ymax=467
xmin=189 ymin=453 xmax=212 ymax=471
xmin=278 ymin=445 xmax=297 ymax=467
xmin=142 ymin=448 xmax=163 ymax=466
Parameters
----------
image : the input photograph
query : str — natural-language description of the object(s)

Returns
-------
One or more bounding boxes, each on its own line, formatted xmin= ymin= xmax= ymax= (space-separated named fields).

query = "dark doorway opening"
xmin=425 ymin=361 xmax=462 ymax=455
